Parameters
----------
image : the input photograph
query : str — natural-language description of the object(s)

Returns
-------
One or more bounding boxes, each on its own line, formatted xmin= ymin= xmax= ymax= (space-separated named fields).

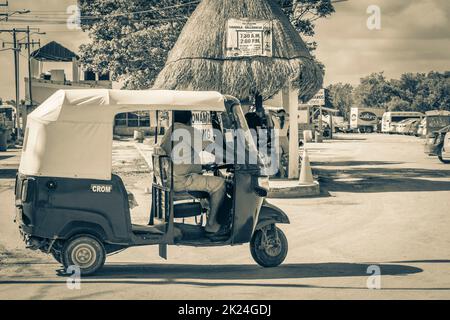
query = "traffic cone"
xmin=299 ymin=149 xmax=314 ymax=185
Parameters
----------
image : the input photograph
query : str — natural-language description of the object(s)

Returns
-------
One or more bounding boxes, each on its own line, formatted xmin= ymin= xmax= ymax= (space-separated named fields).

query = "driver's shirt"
xmin=160 ymin=123 xmax=203 ymax=177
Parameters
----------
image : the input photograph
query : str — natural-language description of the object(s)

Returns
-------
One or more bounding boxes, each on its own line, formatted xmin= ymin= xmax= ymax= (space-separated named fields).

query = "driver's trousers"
xmin=174 ymin=174 xmax=226 ymax=233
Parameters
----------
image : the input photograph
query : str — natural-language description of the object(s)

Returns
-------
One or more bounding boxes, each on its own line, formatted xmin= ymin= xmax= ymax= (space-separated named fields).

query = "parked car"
xmin=397 ymin=118 xmax=420 ymax=135
xmin=389 ymin=123 xmax=399 ymax=134
xmin=441 ymin=132 xmax=450 ymax=163
xmin=395 ymin=119 xmax=412 ymax=134
xmin=0 ymin=105 xmax=17 ymax=150
xmin=424 ymin=125 xmax=450 ymax=163
xmin=382 ymin=111 xmax=424 ymax=134
xmin=407 ymin=119 xmax=421 ymax=135
xmin=417 ymin=118 xmax=426 ymax=137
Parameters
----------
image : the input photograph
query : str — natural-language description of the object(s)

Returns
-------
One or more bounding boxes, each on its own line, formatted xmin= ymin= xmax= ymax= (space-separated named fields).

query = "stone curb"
xmin=268 ymin=181 xmax=321 ymax=199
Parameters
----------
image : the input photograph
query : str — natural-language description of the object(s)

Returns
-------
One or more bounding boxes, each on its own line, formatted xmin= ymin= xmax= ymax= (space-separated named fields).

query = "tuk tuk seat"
xmin=174 ymin=191 xmax=209 ymax=201
xmin=152 ymin=151 xmax=208 ymax=219
xmin=152 ymin=147 xmax=209 ymax=201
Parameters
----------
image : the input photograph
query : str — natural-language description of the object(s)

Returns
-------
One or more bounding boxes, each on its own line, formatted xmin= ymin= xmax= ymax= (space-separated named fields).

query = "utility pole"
xmin=12 ymin=28 xmax=21 ymax=140
xmin=12 ymin=32 xmax=43 ymax=109
xmin=1 ymin=27 xmax=42 ymax=142
xmin=18 ymin=27 xmax=42 ymax=108
xmin=0 ymin=0 xmax=32 ymax=141
xmin=17 ymin=28 xmax=42 ymax=132
xmin=26 ymin=26 xmax=33 ymax=107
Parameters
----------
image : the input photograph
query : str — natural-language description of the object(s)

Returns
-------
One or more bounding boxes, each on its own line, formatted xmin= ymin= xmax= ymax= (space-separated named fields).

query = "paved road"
xmin=0 ymin=134 xmax=449 ymax=299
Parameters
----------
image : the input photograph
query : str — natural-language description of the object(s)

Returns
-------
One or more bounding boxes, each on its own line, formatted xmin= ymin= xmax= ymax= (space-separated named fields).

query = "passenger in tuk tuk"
xmin=159 ymin=111 xmax=227 ymax=238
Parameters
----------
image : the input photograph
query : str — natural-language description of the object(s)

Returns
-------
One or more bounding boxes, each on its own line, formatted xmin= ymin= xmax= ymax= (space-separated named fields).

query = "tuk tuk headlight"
xmin=20 ymin=179 xmax=35 ymax=203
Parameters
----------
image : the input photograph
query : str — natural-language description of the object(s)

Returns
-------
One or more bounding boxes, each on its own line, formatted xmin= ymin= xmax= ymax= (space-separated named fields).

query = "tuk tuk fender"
xmin=58 ymin=220 xmax=111 ymax=242
xmin=31 ymin=208 xmax=120 ymax=240
xmin=256 ymin=201 xmax=290 ymax=230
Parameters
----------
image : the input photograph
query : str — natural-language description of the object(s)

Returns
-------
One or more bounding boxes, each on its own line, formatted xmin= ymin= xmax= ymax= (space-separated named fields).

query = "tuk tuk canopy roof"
xmin=20 ymin=89 xmax=227 ymax=181
xmin=28 ymin=89 xmax=226 ymax=124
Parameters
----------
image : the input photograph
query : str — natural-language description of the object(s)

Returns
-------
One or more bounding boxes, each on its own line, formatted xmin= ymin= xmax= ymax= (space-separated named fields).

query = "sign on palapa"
xmin=307 ymin=89 xmax=325 ymax=106
xmin=226 ymin=19 xmax=273 ymax=58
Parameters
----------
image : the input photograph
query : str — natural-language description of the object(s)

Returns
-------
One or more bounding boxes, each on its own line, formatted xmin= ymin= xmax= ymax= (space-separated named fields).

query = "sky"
xmin=0 ymin=0 xmax=449 ymax=101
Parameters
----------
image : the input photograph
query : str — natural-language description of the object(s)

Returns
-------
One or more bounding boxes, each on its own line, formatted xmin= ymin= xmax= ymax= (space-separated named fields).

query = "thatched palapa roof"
xmin=154 ymin=0 xmax=324 ymax=102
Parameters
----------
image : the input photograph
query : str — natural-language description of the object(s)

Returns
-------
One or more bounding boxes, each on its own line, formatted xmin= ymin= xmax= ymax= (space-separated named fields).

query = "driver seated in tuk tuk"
xmin=159 ymin=111 xmax=228 ymax=239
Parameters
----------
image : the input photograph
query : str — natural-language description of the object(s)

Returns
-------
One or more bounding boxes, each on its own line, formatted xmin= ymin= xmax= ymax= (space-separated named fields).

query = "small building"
xmin=114 ymin=111 xmax=157 ymax=136
xmin=25 ymin=41 xmax=113 ymax=106
xmin=25 ymin=41 xmax=154 ymax=136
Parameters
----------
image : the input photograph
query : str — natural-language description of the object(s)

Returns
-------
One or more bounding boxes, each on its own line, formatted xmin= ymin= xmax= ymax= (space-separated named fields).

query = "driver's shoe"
xmin=205 ymin=225 xmax=230 ymax=241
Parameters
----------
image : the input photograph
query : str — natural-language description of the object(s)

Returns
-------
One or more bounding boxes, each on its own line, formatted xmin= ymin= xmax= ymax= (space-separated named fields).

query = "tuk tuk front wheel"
xmin=250 ymin=226 xmax=288 ymax=268
xmin=61 ymin=235 xmax=106 ymax=276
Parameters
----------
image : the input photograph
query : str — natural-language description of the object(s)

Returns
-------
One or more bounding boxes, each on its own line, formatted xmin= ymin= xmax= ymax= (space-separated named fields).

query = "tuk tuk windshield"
xmin=229 ymin=104 xmax=273 ymax=174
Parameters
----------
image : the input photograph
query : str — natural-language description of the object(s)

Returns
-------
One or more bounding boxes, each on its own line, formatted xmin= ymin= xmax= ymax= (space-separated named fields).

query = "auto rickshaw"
xmin=15 ymin=89 xmax=290 ymax=275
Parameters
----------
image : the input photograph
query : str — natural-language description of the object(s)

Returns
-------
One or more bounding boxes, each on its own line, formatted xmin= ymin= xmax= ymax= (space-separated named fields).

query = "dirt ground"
xmin=0 ymin=134 xmax=449 ymax=299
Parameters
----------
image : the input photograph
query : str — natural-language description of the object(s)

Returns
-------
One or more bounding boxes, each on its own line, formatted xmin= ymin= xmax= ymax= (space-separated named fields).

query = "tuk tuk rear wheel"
xmin=250 ymin=226 xmax=288 ymax=268
xmin=61 ymin=235 xmax=106 ymax=276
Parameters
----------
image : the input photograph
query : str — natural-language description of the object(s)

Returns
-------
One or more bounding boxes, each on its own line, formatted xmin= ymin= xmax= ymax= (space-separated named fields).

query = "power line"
xmin=30 ymin=0 xmax=201 ymax=17
xmin=7 ymin=16 xmax=190 ymax=25
xmin=0 ymin=9 xmax=30 ymax=22
xmin=4 ymin=0 xmax=347 ymax=23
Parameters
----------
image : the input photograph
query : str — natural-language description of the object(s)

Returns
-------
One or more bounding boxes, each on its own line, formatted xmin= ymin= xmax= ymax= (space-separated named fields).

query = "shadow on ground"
xmin=331 ymin=136 xmax=368 ymax=142
xmin=89 ymin=262 xmax=423 ymax=280
xmin=389 ymin=260 xmax=450 ymax=264
xmin=0 ymin=155 xmax=15 ymax=161
xmin=312 ymin=161 xmax=404 ymax=167
xmin=318 ymin=166 xmax=450 ymax=193
xmin=0 ymin=169 xmax=17 ymax=179
xmin=0 ymin=262 xmax=430 ymax=291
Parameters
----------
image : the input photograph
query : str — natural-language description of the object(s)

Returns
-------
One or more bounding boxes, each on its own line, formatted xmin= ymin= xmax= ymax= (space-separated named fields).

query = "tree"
xmin=421 ymin=71 xmax=450 ymax=111
xmin=326 ymin=83 xmax=353 ymax=120
xmin=353 ymin=72 xmax=395 ymax=109
xmin=78 ymin=0 xmax=335 ymax=89
xmin=352 ymin=71 xmax=450 ymax=113
xmin=386 ymin=97 xmax=410 ymax=111
xmin=390 ymin=71 xmax=450 ymax=112
xmin=78 ymin=0 xmax=195 ymax=89
xmin=278 ymin=0 xmax=335 ymax=52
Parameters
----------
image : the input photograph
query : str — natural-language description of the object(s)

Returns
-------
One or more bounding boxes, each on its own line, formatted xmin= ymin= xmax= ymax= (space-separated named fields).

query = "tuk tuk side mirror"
xmin=253 ymin=176 xmax=269 ymax=198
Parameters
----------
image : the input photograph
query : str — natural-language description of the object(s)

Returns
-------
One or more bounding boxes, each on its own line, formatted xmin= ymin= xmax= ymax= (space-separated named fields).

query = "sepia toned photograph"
xmin=0 ymin=0 xmax=449 ymax=304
